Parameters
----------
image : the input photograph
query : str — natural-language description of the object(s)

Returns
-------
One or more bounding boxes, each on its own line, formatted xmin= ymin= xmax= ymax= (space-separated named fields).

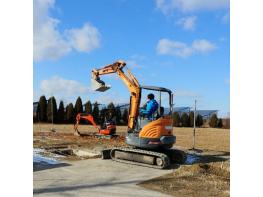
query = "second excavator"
xmin=91 ymin=60 xmax=186 ymax=169
xmin=74 ymin=113 xmax=116 ymax=136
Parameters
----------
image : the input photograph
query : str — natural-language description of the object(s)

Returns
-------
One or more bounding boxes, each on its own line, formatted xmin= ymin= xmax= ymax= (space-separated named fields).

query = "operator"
xmin=140 ymin=93 xmax=158 ymax=120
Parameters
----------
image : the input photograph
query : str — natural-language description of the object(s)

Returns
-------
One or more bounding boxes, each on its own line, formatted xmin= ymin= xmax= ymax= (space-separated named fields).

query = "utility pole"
xmin=51 ymin=96 xmax=53 ymax=126
xmin=51 ymin=95 xmax=55 ymax=132
xmin=192 ymin=99 xmax=196 ymax=149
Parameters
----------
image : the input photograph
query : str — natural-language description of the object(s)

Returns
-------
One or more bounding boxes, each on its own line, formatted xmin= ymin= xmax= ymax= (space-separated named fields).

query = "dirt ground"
xmin=33 ymin=124 xmax=127 ymax=153
xmin=33 ymin=123 xmax=230 ymax=196
xmin=139 ymin=161 xmax=230 ymax=197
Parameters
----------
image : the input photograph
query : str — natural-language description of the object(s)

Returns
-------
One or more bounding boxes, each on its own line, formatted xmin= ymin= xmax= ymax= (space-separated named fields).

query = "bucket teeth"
xmin=91 ymin=78 xmax=111 ymax=92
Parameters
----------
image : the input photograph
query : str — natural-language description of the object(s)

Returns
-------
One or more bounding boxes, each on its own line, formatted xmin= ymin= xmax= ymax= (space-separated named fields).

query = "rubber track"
xmin=110 ymin=147 xmax=170 ymax=169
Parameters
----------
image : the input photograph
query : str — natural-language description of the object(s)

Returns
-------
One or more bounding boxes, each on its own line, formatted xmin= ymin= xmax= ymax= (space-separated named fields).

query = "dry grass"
xmin=33 ymin=123 xmax=127 ymax=134
xmin=140 ymin=161 xmax=230 ymax=197
xmin=34 ymin=124 xmax=229 ymax=152
xmin=173 ymin=127 xmax=230 ymax=152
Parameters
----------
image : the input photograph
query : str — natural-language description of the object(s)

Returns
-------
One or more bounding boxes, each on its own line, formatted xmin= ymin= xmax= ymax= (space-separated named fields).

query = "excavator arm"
xmin=91 ymin=60 xmax=141 ymax=130
xmin=74 ymin=113 xmax=100 ymax=134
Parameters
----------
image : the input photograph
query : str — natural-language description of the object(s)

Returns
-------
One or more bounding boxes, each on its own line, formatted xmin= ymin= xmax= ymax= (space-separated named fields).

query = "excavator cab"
xmin=138 ymin=86 xmax=173 ymax=127
xmin=125 ymin=86 xmax=175 ymax=150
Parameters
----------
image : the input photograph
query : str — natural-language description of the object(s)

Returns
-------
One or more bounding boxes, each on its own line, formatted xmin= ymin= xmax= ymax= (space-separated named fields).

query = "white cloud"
xmin=156 ymin=39 xmax=192 ymax=57
xmin=94 ymin=91 xmax=129 ymax=105
xmin=192 ymin=39 xmax=216 ymax=52
xmin=156 ymin=0 xmax=229 ymax=14
xmin=126 ymin=54 xmax=147 ymax=68
xmin=34 ymin=0 xmax=70 ymax=61
xmin=37 ymin=76 xmax=129 ymax=104
xmin=156 ymin=38 xmax=216 ymax=57
xmin=40 ymin=76 xmax=90 ymax=97
xmin=126 ymin=59 xmax=140 ymax=68
xmin=66 ymin=23 xmax=100 ymax=52
xmin=177 ymin=16 xmax=197 ymax=30
xmin=34 ymin=0 xmax=100 ymax=61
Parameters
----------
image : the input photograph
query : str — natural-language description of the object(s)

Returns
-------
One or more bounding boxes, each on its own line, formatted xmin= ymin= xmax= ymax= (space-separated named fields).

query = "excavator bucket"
xmin=91 ymin=78 xmax=111 ymax=92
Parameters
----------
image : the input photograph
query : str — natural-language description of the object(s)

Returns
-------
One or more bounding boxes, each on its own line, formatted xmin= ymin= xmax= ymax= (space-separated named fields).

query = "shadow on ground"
xmin=33 ymin=162 xmax=71 ymax=172
xmin=195 ymin=151 xmax=230 ymax=164
xmin=34 ymin=179 xmax=141 ymax=195
xmin=168 ymin=150 xmax=230 ymax=170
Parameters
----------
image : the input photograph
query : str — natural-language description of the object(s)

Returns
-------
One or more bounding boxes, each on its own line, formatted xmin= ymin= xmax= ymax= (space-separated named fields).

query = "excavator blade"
xmin=91 ymin=78 xmax=111 ymax=92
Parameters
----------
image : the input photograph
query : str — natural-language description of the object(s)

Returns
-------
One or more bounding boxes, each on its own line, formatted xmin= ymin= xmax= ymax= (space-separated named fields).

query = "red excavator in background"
xmin=74 ymin=113 xmax=116 ymax=136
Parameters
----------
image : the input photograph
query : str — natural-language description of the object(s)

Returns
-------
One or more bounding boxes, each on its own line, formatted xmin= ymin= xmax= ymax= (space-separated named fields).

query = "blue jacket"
xmin=140 ymin=99 xmax=158 ymax=119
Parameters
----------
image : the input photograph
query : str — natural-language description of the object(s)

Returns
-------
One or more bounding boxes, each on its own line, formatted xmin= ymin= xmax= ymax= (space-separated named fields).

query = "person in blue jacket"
xmin=140 ymin=93 xmax=158 ymax=120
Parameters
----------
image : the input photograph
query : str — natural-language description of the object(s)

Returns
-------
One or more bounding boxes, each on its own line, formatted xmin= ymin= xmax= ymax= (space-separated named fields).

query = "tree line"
xmin=34 ymin=95 xmax=129 ymax=125
xmin=34 ymin=95 xmax=228 ymax=128
xmin=172 ymin=112 xmax=225 ymax=128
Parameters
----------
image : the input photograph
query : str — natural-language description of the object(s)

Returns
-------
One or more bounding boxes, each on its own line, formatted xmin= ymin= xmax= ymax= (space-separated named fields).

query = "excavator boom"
xmin=91 ymin=60 xmax=141 ymax=130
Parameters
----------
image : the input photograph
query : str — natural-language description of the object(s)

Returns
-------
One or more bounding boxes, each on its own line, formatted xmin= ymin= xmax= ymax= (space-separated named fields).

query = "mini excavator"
xmin=74 ymin=113 xmax=116 ymax=136
xmin=91 ymin=60 xmax=186 ymax=169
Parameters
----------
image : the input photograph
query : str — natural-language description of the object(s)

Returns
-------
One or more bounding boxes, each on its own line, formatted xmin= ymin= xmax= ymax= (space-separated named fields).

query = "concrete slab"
xmin=73 ymin=149 xmax=100 ymax=157
xmin=34 ymin=158 xmax=173 ymax=197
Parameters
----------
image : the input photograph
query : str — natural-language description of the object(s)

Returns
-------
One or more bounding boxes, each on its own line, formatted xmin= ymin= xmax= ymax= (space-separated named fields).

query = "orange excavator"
xmin=74 ymin=113 xmax=116 ymax=136
xmin=91 ymin=60 xmax=186 ymax=169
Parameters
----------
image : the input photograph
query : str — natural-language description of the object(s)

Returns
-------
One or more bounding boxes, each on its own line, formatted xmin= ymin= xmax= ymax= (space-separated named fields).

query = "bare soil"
xmin=33 ymin=124 xmax=229 ymax=151
xmin=33 ymin=123 xmax=230 ymax=196
xmin=139 ymin=161 xmax=230 ymax=197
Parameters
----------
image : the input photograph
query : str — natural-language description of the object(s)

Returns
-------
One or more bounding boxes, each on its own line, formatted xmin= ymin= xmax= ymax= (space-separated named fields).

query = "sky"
xmin=33 ymin=0 xmax=230 ymax=117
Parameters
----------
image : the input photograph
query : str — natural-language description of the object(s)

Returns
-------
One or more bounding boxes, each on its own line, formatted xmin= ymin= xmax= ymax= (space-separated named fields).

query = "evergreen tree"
xmin=223 ymin=118 xmax=230 ymax=129
xmin=196 ymin=114 xmax=203 ymax=127
xmin=209 ymin=114 xmax=218 ymax=128
xmin=122 ymin=108 xmax=129 ymax=125
xmin=217 ymin=118 xmax=223 ymax=128
xmin=47 ymin=96 xmax=57 ymax=123
xmin=107 ymin=102 xmax=116 ymax=120
xmin=181 ymin=112 xmax=189 ymax=127
xmin=99 ymin=108 xmax=107 ymax=126
xmin=84 ymin=100 xmax=92 ymax=114
xmin=172 ymin=112 xmax=181 ymax=127
xmin=92 ymin=102 xmax=100 ymax=123
xmin=115 ymin=107 xmax=122 ymax=125
xmin=74 ymin=96 xmax=83 ymax=115
xmin=65 ymin=105 xmax=69 ymax=123
xmin=57 ymin=101 xmax=65 ymax=123
xmin=189 ymin=111 xmax=195 ymax=127
xmin=38 ymin=95 xmax=47 ymax=122
xmin=34 ymin=103 xmax=40 ymax=123
xmin=66 ymin=103 xmax=74 ymax=123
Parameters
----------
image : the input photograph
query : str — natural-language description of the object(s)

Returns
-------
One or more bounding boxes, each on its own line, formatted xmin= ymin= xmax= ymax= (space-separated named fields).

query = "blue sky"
xmin=33 ymin=0 xmax=230 ymax=117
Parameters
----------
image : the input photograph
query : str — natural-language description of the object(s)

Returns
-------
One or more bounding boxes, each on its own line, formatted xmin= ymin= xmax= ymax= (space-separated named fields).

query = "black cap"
xmin=147 ymin=93 xmax=154 ymax=100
